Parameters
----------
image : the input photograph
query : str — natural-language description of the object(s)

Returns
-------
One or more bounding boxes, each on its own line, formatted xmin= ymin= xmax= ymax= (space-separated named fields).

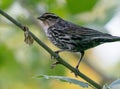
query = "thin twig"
xmin=0 ymin=9 xmax=102 ymax=89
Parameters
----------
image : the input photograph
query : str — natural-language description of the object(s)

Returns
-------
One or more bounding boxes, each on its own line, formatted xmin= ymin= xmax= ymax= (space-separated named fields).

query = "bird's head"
xmin=37 ymin=12 xmax=59 ymax=26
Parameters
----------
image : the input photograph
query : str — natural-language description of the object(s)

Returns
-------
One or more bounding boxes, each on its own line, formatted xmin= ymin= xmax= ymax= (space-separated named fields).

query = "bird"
xmin=37 ymin=12 xmax=120 ymax=70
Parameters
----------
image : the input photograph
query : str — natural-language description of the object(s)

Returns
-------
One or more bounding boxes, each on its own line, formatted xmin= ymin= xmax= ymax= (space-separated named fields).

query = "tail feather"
xmin=91 ymin=36 xmax=120 ymax=43
xmin=101 ymin=36 xmax=120 ymax=43
xmin=108 ymin=36 xmax=120 ymax=42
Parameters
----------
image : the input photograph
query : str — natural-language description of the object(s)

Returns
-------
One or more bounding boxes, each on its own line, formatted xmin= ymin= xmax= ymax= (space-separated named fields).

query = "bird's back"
xmin=47 ymin=18 xmax=120 ymax=51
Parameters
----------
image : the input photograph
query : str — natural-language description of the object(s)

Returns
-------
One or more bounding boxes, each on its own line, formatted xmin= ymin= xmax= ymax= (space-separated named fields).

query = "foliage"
xmin=102 ymin=79 xmax=120 ymax=89
xmin=0 ymin=0 xmax=120 ymax=89
xmin=37 ymin=75 xmax=89 ymax=88
xmin=0 ymin=0 xmax=14 ymax=9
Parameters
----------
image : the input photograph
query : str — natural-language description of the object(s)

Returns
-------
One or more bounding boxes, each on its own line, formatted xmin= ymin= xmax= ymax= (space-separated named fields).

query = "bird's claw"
xmin=75 ymin=67 xmax=80 ymax=77
xmin=50 ymin=51 xmax=60 ymax=69
xmin=50 ymin=51 xmax=59 ymax=60
xmin=51 ymin=55 xmax=59 ymax=60
xmin=51 ymin=61 xmax=61 ymax=69
xmin=71 ymin=66 xmax=80 ymax=77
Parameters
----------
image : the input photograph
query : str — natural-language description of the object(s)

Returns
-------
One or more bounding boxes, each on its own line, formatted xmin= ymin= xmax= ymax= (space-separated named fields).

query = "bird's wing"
xmin=63 ymin=25 xmax=111 ymax=37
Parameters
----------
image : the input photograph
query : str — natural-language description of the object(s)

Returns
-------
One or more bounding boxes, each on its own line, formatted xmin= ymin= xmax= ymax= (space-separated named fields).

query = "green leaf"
xmin=66 ymin=0 xmax=98 ymax=14
xmin=36 ymin=75 xmax=89 ymax=88
xmin=110 ymin=79 xmax=120 ymax=86
xmin=0 ymin=0 xmax=14 ymax=9
xmin=21 ymin=0 xmax=41 ymax=7
xmin=109 ymin=79 xmax=120 ymax=89
xmin=102 ymin=79 xmax=120 ymax=89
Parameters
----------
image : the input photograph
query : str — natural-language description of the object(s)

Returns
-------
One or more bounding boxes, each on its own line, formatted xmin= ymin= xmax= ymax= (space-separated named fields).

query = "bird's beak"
xmin=37 ymin=16 xmax=44 ymax=21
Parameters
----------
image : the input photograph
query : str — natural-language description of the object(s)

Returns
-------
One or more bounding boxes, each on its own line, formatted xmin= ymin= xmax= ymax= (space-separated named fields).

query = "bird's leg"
xmin=71 ymin=51 xmax=84 ymax=77
xmin=51 ymin=49 xmax=64 ymax=60
xmin=50 ymin=49 xmax=64 ymax=69
xmin=75 ymin=51 xmax=84 ymax=70
xmin=51 ymin=61 xmax=61 ymax=69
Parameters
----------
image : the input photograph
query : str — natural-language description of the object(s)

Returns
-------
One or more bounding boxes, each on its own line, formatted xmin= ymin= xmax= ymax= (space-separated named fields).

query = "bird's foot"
xmin=74 ymin=66 xmax=80 ymax=77
xmin=50 ymin=51 xmax=61 ymax=69
xmin=50 ymin=51 xmax=59 ymax=60
xmin=71 ymin=66 xmax=80 ymax=77
xmin=51 ymin=61 xmax=61 ymax=69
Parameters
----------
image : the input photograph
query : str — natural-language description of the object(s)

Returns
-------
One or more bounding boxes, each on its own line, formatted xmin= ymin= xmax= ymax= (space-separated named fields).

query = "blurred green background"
xmin=0 ymin=0 xmax=120 ymax=89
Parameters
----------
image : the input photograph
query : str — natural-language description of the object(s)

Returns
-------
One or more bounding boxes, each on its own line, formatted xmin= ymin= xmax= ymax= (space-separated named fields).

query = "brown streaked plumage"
xmin=38 ymin=12 xmax=120 ymax=70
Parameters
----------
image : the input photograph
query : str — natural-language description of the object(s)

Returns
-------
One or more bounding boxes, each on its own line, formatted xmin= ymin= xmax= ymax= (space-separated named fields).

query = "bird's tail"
xmin=104 ymin=36 xmax=120 ymax=42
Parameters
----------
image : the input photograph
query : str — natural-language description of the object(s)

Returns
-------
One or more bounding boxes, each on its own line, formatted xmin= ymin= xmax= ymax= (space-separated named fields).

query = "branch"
xmin=0 ymin=9 xmax=102 ymax=89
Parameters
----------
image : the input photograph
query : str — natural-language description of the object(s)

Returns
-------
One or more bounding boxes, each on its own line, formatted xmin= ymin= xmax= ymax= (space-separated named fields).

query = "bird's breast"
xmin=39 ymin=21 xmax=50 ymax=34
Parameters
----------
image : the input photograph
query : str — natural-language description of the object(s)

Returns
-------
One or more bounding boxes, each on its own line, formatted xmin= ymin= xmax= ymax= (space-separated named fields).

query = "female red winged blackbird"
xmin=37 ymin=12 xmax=120 ymax=69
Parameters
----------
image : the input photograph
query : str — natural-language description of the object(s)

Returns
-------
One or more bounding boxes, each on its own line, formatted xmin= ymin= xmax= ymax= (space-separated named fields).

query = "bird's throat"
xmin=39 ymin=21 xmax=50 ymax=34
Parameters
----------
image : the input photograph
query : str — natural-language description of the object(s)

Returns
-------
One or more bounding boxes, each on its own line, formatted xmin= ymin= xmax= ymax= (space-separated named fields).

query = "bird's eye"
xmin=48 ymin=17 xmax=52 ymax=20
xmin=48 ymin=17 xmax=55 ymax=21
